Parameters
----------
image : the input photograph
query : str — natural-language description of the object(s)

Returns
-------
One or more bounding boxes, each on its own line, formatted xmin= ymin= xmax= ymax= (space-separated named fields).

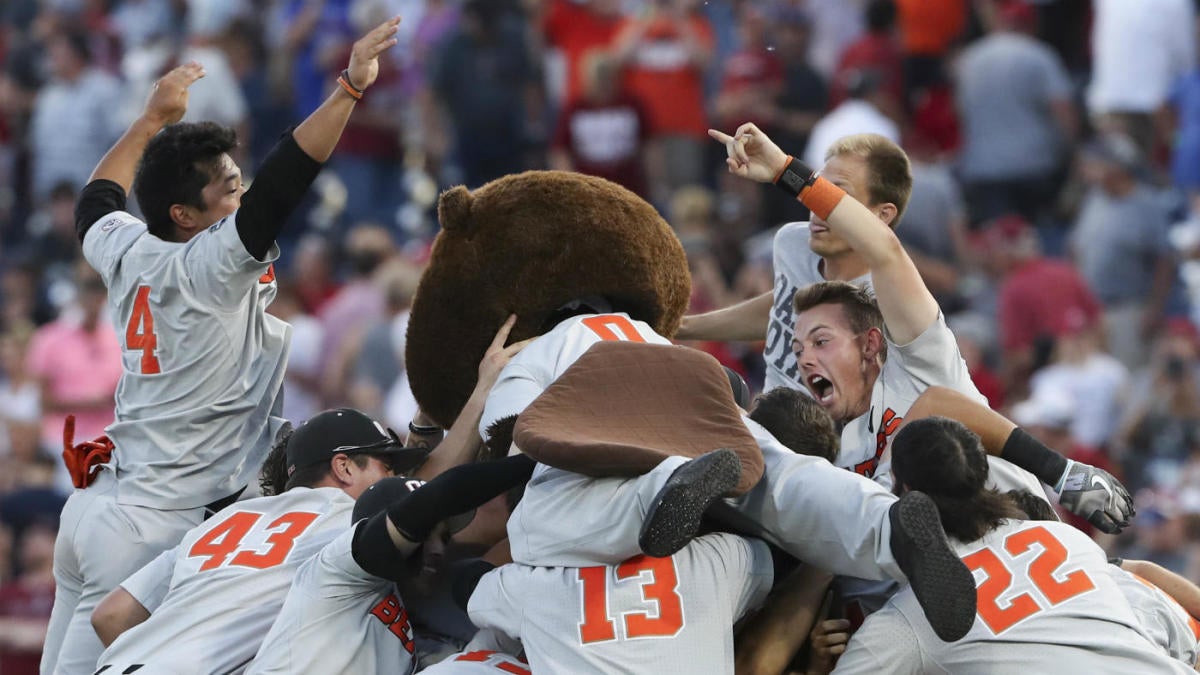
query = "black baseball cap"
xmin=286 ymin=408 xmax=429 ymax=478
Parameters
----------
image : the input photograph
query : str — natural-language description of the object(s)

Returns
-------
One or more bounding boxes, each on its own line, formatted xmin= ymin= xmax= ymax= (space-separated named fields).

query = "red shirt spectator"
xmin=829 ymin=1 xmax=904 ymax=111
xmin=614 ymin=10 xmax=714 ymax=138
xmin=713 ymin=5 xmax=783 ymax=131
xmin=543 ymin=0 xmax=625 ymax=104
xmin=551 ymin=94 xmax=651 ymax=197
xmin=998 ymin=258 xmax=1102 ymax=356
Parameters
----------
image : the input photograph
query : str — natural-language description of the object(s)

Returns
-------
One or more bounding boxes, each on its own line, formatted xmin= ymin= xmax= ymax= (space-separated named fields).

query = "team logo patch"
xmin=100 ymin=217 xmax=122 ymax=232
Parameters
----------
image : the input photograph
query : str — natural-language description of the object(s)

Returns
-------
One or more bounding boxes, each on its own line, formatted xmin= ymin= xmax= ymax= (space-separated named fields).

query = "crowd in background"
xmin=2 ymin=0 xmax=1200 ymax=668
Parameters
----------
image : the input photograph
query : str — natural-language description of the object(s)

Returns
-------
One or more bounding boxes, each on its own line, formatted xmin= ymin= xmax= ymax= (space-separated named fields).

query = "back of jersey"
xmin=1111 ymin=566 xmax=1200 ymax=665
xmin=848 ymin=520 xmax=1192 ymax=673
xmin=82 ymin=211 xmax=290 ymax=509
xmin=469 ymin=533 xmax=772 ymax=674
xmin=97 ymin=488 xmax=353 ymax=675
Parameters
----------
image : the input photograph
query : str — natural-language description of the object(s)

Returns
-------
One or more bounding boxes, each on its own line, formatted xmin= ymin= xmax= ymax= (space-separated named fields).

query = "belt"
xmin=203 ymin=486 xmax=247 ymax=519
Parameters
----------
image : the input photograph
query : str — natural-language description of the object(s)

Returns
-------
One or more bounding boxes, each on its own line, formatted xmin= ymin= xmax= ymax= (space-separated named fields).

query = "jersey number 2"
xmin=126 ymin=285 xmax=161 ymax=374
xmin=962 ymin=525 xmax=1096 ymax=635
xmin=577 ymin=554 xmax=684 ymax=644
xmin=189 ymin=511 xmax=320 ymax=572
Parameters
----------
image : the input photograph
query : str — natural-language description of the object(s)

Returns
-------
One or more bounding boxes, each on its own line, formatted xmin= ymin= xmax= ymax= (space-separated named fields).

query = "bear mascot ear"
xmin=438 ymin=185 xmax=473 ymax=236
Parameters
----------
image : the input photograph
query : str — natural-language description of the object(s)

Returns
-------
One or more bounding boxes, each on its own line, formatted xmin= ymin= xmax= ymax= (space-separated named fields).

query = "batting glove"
xmin=1054 ymin=460 xmax=1135 ymax=534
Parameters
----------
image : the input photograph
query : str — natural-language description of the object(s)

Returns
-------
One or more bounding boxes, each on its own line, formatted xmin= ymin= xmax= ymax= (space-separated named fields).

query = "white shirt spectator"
xmin=802 ymin=99 xmax=899 ymax=169
xmin=1031 ymin=353 xmax=1129 ymax=449
xmin=1088 ymin=0 xmax=1195 ymax=114
xmin=29 ymin=68 xmax=123 ymax=199
xmin=120 ymin=43 xmax=248 ymax=130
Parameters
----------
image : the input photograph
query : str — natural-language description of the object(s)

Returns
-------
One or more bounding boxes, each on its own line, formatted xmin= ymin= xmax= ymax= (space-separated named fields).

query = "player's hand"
xmin=708 ymin=122 xmax=789 ymax=184
xmin=345 ymin=16 xmax=401 ymax=93
xmin=1055 ymin=460 xmax=1135 ymax=534
xmin=477 ymin=315 xmax=534 ymax=392
xmin=143 ymin=61 xmax=205 ymax=127
xmin=807 ymin=618 xmax=851 ymax=675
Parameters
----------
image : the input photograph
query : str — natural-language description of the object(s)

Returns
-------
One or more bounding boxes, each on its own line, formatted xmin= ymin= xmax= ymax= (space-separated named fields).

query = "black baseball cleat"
xmin=638 ymin=448 xmax=742 ymax=558
xmin=889 ymin=490 xmax=978 ymax=642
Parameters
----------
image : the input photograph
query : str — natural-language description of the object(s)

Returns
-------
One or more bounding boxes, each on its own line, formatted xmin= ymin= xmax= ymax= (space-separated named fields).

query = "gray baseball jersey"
xmin=469 ymin=533 xmax=772 ymax=674
xmin=765 ymin=222 xmax=870 ymax=392
xmin=245 ymin=525 xmax=417 ymax=675
xmin=82 ymin=209 xmax=290 ymax=509
xmin=94 ymin=487 xmax=353 ymax=675
xmin=1112 ymin=566 xmax=1200 ymax=666
xmin=418 ymin=630 xmax=528 ymax=675
xmin=833 ymin=519 xmax=1192 ymax=674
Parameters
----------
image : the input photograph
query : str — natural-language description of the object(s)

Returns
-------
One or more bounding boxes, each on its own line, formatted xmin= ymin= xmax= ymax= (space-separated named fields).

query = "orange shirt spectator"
xmin=896 ymin=0 xmax=966 ymax=56
xmin=543 ymin=0 xmax=625 ymax=105
xmin=614 ymin=8 xmax=714 ymax=138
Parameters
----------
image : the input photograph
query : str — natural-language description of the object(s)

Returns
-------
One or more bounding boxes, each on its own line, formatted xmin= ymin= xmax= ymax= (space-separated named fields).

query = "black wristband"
xmin=339 ymin=68 xmax=364 ymax=95
xmin=1108 ymin=557 xmax=1125 ymax=568
xmin=1000 ymin=427 xmax=1069 ymax=487
xmin=774 ymin=156 xmax=817 ymax=198
xmin=408 ymin=420 xmax=442 ymax=436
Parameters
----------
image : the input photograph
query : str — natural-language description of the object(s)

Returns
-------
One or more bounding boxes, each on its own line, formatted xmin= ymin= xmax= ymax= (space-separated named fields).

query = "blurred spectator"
xmin=829 ymin=0 xmax=904 ymax=120
xmin=1070 ymin=133 xmax=1176 ymax=369
xmin=539 ymin=0 xmax=624 ymax=106
xmin=281 ymin=0 xmax=356 ymax=121
xmin=0 ymin=521 xmax=55 ymax=675
xmin=1088 ymin=0 xmax=1195 ymax=156
xmin=900 ymin=137 xmax=970 ymax=309
xmin=347 ymin=258 xmax=422 ymax=429
xmin=1117 ymin=318 xmax=1200 ymax=491
xmin=1028 ymin=315 xmax=1129 ymax=451
xmin=982 ymin=215 xmax=1102 ymax=398
xmin=953 ymin=0 xmax=1076 ymax=224
xmin=15 ymin=182 xmax=79 ymax=301
xmin=952 ymin=314 xmax=1005 ymax=409
xmin=612 ymin=0 xmax=714 ymax=192
xmin=291 ymin=234 xmax=341 ymax=315
xmin=266 ymin=281 xmax=323 ymax=424
xmin=430 ymin=0 xmax=538 ymax=187
xmin=222 ymin=18 xmax=294 ymax=169
xmin=894 ymin=0 xmax=965 ymax=100
xmin=0 ymin=325 xmax=39 ymax=472
xmin=318 ymin=224 xmax=394 ymax=404
xmin=712 ymin=3 xmax=783 ymax=134
xmin=109 ymin=0 xmax=177 ymax=53
xmin=802 ymin=68 xmax=899 ymax=169
xmin=550 ymin=49 xmax=653 ymax=199
xmin=27 ymin=28 xmax=122 ymax=201
xmin=805 ymin=0 xmax=866 ymax=79
xmin=1167 ymin=51 xmax=1200 ymax=195
xmin=1 ymin=265 xmax=54 ymax=330
xmin=1119 ymin=492 xmax=1191 ymax=571
xmin=24 ymin=263 xmax=120 ymax=469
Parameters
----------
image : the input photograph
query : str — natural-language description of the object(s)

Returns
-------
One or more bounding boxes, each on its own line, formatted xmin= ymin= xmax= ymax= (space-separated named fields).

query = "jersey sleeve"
xmin=466 ymin=565 xmax=524 ymax=645
xmin=81 ymin=210 xmax=149 ymax=286
xmin=307 ymin=528 xmax=390 ymax=599
xmin=479 ymin=361 xmax=544 ymax=442
xmin=832 ymin=606 xmax=926 ymax=675
xmin=120 ymin=547 xmax=179 ymax=613
xmin=885 ymin=311 xmax=982 ymax=402
xmin=181 ymin=210 xmax=278 ymax=309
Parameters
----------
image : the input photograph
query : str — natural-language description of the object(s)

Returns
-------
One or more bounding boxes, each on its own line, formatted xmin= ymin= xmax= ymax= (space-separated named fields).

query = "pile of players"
xmin=38 ymin=14 xmax=1200 ymax=675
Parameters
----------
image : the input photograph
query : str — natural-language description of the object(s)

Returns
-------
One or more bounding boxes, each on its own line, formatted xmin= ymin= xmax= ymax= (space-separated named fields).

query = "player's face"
xmin=196 ymin=153 xmax=245 ymax=229
xmin=344 ymin=455 xmax=396 ymax=499
xmin=808 ymin=153 xmax=890 ymax=259
xmin=792 ymin=303 xmax=873 ymax=423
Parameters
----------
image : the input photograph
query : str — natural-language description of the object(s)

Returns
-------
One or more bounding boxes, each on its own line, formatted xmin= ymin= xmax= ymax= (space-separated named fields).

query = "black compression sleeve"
xmin=235 ymin=131 xmax=323 ymax=261
xmin=75 ymin=180 xmax=128 ymax=242
xmin=351 ymin=515 xmax=408 ymax=581
xmin=388 ymin=455 xmax=537 ymax=543
xmin=1000 ymin=427 xmax=1069 ymax=487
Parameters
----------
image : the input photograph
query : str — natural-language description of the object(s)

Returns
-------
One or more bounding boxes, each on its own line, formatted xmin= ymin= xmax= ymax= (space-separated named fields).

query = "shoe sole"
xmin=893 ymin=491 xmax=978 ymax=642
xmin=638 ymin=449 xmax=742 ymax=558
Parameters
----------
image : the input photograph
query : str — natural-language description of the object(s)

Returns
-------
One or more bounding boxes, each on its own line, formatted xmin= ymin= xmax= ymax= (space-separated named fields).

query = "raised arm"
xmin=1120 ymin=558 xmax=1200 ymax=622
xmin=711 ymin=123 xmax=938 ymax=345
xmin=734 ymin=563 xmax=834 ymax=675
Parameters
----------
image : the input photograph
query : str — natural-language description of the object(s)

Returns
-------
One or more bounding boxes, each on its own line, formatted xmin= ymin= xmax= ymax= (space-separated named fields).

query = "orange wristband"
xmin=337 ymin=70 xmax=363 ymax=100
xmin=798 ymin=177 xmax=846 ymax=221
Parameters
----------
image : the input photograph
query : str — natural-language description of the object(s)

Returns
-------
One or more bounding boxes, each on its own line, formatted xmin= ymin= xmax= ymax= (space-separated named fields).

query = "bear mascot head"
xmin=405 ymin=171 xmax=692 ymax=430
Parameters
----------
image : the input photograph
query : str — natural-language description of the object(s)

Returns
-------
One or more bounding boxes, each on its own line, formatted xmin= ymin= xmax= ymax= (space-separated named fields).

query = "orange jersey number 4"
xmin=189 ymin=510 xmax=320 ymax=572
xmin=126 ymin=285 xmax=161 ymax=374
xmin=962 ymin=525 xmax=1097 ymax=635
xmin=577 ymin=554 xmax=684 ymax=644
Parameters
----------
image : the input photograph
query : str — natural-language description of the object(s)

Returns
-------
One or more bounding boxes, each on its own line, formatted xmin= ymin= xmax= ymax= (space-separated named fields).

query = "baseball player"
xmin=831 ymin=417 xmax=1191 ymax=674
xmin=418 ymin=630 xmax=528 ymax=675
xmin=467 ymin=532 xmax=773 ymax=674
xmin=45 ymin=18 xmax=402 ymax=675
xmin=90 ymin=408 xmax=424 ymax=675
xmin=245 ymin=458 xmax=534 ymax=675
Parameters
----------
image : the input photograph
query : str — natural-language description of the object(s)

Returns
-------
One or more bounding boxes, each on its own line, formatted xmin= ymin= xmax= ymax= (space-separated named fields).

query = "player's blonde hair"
xmin=825 ymin=134 xmax=913 ymax=224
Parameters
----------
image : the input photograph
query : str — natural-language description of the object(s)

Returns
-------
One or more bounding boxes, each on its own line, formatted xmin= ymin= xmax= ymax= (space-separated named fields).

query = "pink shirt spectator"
xmin=997 ymin=258 xmax=1103 ymax=354
xmin=26 ymin=313 xmax=122 ymax=447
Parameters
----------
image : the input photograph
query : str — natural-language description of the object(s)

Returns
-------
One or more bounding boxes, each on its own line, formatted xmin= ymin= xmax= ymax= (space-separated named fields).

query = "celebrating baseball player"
xmin=44 ymin=17 xmax=401 ymax=674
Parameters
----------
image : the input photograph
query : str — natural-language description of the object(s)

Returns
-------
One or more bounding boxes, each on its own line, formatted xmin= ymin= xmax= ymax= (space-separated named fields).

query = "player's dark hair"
xmin=892 ymin=417 xmax=1023 ymax=542
xmin=793 ymin=281 xmax=885 ymax=341
xmin=1007 ymin=489 xmax=1058 ymax=522
xmin=749 ymin=388 xmax=839 ymax=462
xmin=259 ymin=423 xmax=293 ymax=497
xmin=134 ymin=122 xmax=238 ymax=241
